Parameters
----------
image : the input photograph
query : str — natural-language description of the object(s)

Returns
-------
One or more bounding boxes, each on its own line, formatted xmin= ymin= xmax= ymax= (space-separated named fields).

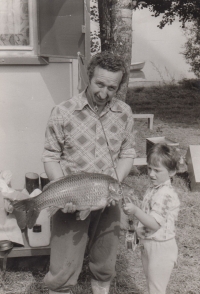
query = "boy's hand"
xmin=123 ymin=203 xmax=137 ymax=215
xmin=61 ymin=202 xmax=76 ymax=213
xmin=107 ymin=200 xmax=116 ymax=207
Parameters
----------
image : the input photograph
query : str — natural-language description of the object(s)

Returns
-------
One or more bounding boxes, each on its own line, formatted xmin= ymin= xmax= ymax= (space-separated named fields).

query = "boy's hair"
xmin=87 ymin=51 xmax=127 ymax=86
xmin=147 ymin=143 xmax=179 ymax=172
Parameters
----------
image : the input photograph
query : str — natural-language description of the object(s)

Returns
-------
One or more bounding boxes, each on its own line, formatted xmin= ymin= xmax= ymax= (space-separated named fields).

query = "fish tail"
xmin=14 ymin=210 xmax=27 ymax=230
xmin=13 ymin=198 xmax=35 ymax=212
xmin=26 ymin=209 xmax=40 ymax=229
xmin=12 ymin=198 xmax=40 ymax=229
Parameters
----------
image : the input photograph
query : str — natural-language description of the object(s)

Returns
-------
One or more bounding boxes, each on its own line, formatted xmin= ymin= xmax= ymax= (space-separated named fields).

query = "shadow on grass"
xmin=3 ymin=244 xmax=142 ymax=294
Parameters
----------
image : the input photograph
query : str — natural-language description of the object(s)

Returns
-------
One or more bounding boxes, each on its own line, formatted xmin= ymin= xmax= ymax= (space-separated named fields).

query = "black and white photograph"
xmin=0 ymin=1 xmax=199 ymax=293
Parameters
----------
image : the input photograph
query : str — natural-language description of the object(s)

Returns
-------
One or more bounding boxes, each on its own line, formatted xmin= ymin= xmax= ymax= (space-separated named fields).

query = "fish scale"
xmin=41 ymin=177 xmax=108 ymax=208
xmin=12 ymin=172 xmax=136 ymax=229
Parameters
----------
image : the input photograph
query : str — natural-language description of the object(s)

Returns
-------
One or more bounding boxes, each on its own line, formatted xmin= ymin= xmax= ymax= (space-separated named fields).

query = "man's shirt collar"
xmin=73 ymin=90 xmax=123 ymax=113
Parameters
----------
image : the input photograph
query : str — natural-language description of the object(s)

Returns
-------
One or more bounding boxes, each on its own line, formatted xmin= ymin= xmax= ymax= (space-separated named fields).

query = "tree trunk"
xmin=98 ymin=0 xmax=133 ymax=101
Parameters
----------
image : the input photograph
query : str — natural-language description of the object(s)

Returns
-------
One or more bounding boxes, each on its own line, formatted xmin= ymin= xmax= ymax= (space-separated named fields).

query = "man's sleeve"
xmin=42 ymin=106 xmax=65 ymax=163
xmin=119 ymin=108 xmax=136 ymax=159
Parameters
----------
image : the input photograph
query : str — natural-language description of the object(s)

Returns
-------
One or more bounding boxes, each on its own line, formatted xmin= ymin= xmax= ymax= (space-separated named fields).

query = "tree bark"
xmin=98 ymin=0 xmax=133 ymax=101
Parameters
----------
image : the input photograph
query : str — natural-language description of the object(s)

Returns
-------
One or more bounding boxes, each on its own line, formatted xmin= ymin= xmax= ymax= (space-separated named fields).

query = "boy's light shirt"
xmin=137 ymin=179 xmax=180 ymax=241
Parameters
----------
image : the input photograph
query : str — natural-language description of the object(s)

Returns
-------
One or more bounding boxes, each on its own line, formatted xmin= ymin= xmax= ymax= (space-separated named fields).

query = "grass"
xmin=1 ymin=79 xmax=200 ymax=293
xmin=126 ymin=78 xmax=200 ymax=127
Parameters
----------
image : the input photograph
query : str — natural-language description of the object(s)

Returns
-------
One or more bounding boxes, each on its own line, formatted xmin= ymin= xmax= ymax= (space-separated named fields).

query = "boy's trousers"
xmin=44 ymin=204 xmax=121 ymax=292
xmin=140 ymin=238 xmax=178 ymax=294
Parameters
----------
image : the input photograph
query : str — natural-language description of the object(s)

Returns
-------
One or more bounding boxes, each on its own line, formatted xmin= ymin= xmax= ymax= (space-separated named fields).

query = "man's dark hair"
xmin=87 ymin=51 xmax=127 ymax=86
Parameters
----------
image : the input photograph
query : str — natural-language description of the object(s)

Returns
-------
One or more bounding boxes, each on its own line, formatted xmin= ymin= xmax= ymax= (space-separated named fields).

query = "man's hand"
xmin=61 ymin=202 xmax=76 ymax=213
xmin=4 ymin=197 xmax=14 ymax=213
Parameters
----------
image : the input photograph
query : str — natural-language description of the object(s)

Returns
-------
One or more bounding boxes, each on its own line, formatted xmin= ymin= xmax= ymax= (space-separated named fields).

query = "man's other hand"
xmin=61 ymin=202 xmax=76 ymax=213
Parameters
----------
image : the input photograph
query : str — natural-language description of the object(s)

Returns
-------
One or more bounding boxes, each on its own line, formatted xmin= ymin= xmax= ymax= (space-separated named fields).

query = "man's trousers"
xmin=44 ymin=204 xmax=121 ymax=292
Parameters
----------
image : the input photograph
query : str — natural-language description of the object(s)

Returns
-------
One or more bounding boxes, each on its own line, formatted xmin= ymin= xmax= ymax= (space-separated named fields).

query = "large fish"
xmin=11 ymin=172 xmax=136 ymax=229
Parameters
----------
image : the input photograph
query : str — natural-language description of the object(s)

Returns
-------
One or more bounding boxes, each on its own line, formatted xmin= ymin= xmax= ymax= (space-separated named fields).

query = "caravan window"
xmin=0 ymin=0 xmax=30 ymax=48
xmin=0 ymin=0 xmax=47 ymax=64
xmin=0 ymin=0 xmax=90 ymax=65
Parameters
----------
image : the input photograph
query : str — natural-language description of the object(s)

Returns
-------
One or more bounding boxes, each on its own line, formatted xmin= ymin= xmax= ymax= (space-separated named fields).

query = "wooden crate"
xmin=132 ymin=114 xmax=154 ymax=130
xmin=133 ymin=157 xmax=147 ymax=166
xmin=186 ymin=145 xmax=200 ymax=192
xmin=146 ymin=137 xmax=179 ymax=156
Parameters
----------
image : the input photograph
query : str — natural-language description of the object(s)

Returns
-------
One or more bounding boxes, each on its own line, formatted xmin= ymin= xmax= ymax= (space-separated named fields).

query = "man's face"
xmin=88 ymin=66 xmax=123 ymax=108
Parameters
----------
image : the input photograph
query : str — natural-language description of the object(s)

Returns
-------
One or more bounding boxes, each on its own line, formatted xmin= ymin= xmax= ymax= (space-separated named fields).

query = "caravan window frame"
xmin=0 ymin=0 xmax=47 ymax=65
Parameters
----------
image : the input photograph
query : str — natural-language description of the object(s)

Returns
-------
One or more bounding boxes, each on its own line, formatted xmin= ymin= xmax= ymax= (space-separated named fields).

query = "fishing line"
xmin=77 ymin=52 xmax=126 ymax=204
xmin=98 ymin=118 xmax=126 ymax=204
xmin=78 ymin=52 xmax=138 ymax=250
xmin=78 ymin=53 xmax=134 ymax=250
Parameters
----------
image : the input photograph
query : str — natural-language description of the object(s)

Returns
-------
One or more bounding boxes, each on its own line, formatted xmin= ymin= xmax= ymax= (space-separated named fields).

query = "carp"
xmin=11 ymin=172 xmax=136 ymax=229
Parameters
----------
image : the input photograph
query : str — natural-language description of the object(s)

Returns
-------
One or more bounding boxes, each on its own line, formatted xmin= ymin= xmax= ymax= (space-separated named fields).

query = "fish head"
xmin=108 ymin=182 xmax=133 ymax=201
xmin=120 ymin=183 xmax=135 ymax=198
xmin=121 ymin=183 xmax=140 ymax=206
xmin=108 ymin=182 xmax=123 ymax=202
xmin=108 ymin=182 xmax=136 ymax=204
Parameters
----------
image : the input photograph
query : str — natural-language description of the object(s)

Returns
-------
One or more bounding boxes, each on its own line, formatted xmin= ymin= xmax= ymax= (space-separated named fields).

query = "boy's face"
xmin=148 ymin=162 xmax=174 ymax=187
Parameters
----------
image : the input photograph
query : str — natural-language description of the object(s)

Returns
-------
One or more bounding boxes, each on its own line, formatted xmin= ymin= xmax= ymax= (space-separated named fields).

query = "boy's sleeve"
xmin=42 ymin=106 xmax=65 ymax=163
xmin=150 ymin=189 xmax=174 ymax=226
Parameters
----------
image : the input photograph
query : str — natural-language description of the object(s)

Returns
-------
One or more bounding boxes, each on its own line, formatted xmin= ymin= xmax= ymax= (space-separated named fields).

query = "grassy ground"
xmin=126 ymin=78 xmax=200 ymax=128
xmin=1 ymin=79 xmax=200 ymax=294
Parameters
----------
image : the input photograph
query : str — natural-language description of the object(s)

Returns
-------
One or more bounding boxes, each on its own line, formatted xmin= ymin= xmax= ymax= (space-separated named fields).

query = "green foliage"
xmin=183 ymin=20 xmax=200 ymax=78
xmin=135 ymin=1 xmax=200 ymax=28
xmin=134 ymin=1 xmax=200 ymax=80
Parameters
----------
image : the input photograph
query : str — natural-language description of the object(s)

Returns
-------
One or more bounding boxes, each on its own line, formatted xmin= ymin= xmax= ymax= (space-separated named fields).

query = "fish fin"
xmin=47 ymin=206 xmax=60 ymax=217
xmin=43 ymin=172 xmax=89 ymax=191
xmin=27 ymin=209 xmax=40 ymax=229
xmin=44 ymin=175 xmax=67 ymax=187
xmin=70 ymin=171 xmax=87 ymax=175
xmin=42 ymin=177 xmax=65 ymax=190
xmin=11 ymin=198 xmax=34 ymax=211
xmin=42 ymin=181 xmax=52 ymax=191
xmin=76 ymin=209 xmax=91 ymax=221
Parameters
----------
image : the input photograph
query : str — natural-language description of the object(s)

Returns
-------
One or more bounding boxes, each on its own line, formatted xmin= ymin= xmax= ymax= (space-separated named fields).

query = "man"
xmin=42 ymin=52 xmax=136 ymax=294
